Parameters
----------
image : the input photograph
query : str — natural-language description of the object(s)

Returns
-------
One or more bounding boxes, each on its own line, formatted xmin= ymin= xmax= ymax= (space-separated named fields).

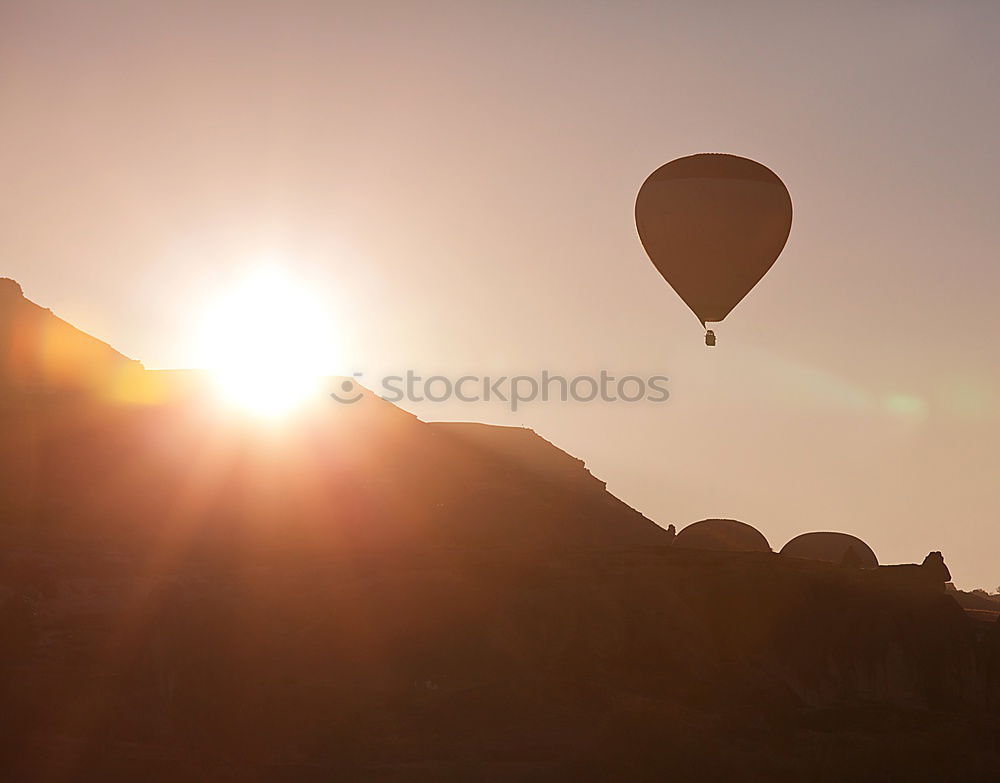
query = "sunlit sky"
xmin=3 ymin=1 xmax=999 ymax=588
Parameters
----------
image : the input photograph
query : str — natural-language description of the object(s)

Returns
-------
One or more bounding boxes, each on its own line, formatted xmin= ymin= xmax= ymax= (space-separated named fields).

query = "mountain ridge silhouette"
xmin=2 ymin=279 xmax=999 ymax=781
xmin=1 ymin=277 xmax=143 ymax=396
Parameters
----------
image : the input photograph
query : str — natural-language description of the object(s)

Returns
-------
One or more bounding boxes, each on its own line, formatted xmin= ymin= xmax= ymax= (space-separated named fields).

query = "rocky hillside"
xmin=1 ymin=281 xmax=998 ymax=781
xmin=0 ymin=278 xmax=143 ymax=395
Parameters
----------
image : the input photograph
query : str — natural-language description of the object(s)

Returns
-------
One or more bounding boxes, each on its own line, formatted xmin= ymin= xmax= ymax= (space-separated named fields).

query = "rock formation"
xmin=1 ymin=281 xmax=997 ymax=780
xmin=876 ymin=551 xmax=953 ymax=592
xmin=0 ymin=278 xmax=144 ymax=397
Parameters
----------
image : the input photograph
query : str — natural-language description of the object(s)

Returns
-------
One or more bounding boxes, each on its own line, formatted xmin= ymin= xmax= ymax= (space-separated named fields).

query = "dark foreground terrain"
xmin=2 ymin=279 xmax=1000 ymax=781
xmin=3 ymin=516 xmax=1000 ymax=782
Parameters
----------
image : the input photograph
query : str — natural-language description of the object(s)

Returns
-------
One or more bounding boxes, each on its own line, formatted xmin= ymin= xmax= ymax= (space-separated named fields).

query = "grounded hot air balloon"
xmin=780 ymin=531 xmax=879 ymax=569
xmin=673 ymin=518 xmax=771 ymax=553
xmin=635 ymin=153 xmax=792 ymax=345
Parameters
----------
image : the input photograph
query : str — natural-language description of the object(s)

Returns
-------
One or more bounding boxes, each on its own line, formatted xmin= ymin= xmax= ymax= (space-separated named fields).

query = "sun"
xmin=199 ymin=267 xmax=335 ymax=416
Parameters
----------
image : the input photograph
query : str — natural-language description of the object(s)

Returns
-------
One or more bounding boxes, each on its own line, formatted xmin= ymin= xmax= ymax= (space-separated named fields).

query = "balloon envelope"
xmin=635 ymin=154 xmax=792 ymax=325
xmin=780 ymin=531 xmax=879 ymax=569
xmin=673 ymin=518 xmax=771 ymax=553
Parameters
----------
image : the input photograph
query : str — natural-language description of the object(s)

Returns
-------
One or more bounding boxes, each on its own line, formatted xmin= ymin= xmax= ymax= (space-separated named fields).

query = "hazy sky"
xmin=3 ymin=1 xmax=999 ymax=588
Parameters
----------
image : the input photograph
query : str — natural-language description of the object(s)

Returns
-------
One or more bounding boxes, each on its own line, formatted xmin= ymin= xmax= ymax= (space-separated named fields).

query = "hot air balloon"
xmin=780 ymin=532 xmax=879 ymax=569
xmin=635 ymin=153 xmax=792 ymax=345
xmin=673 ymin=518 xmax=771 ymax=553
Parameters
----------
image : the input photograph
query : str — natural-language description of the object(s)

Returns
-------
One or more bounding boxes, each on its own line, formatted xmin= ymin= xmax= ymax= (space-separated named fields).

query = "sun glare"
xmin=199 ymin=267 xmax=335 ymax=416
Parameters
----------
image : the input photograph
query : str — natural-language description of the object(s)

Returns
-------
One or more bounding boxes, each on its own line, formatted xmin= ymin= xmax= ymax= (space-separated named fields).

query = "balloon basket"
xmin=705 ymin=330 xmax=716 ymax=347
